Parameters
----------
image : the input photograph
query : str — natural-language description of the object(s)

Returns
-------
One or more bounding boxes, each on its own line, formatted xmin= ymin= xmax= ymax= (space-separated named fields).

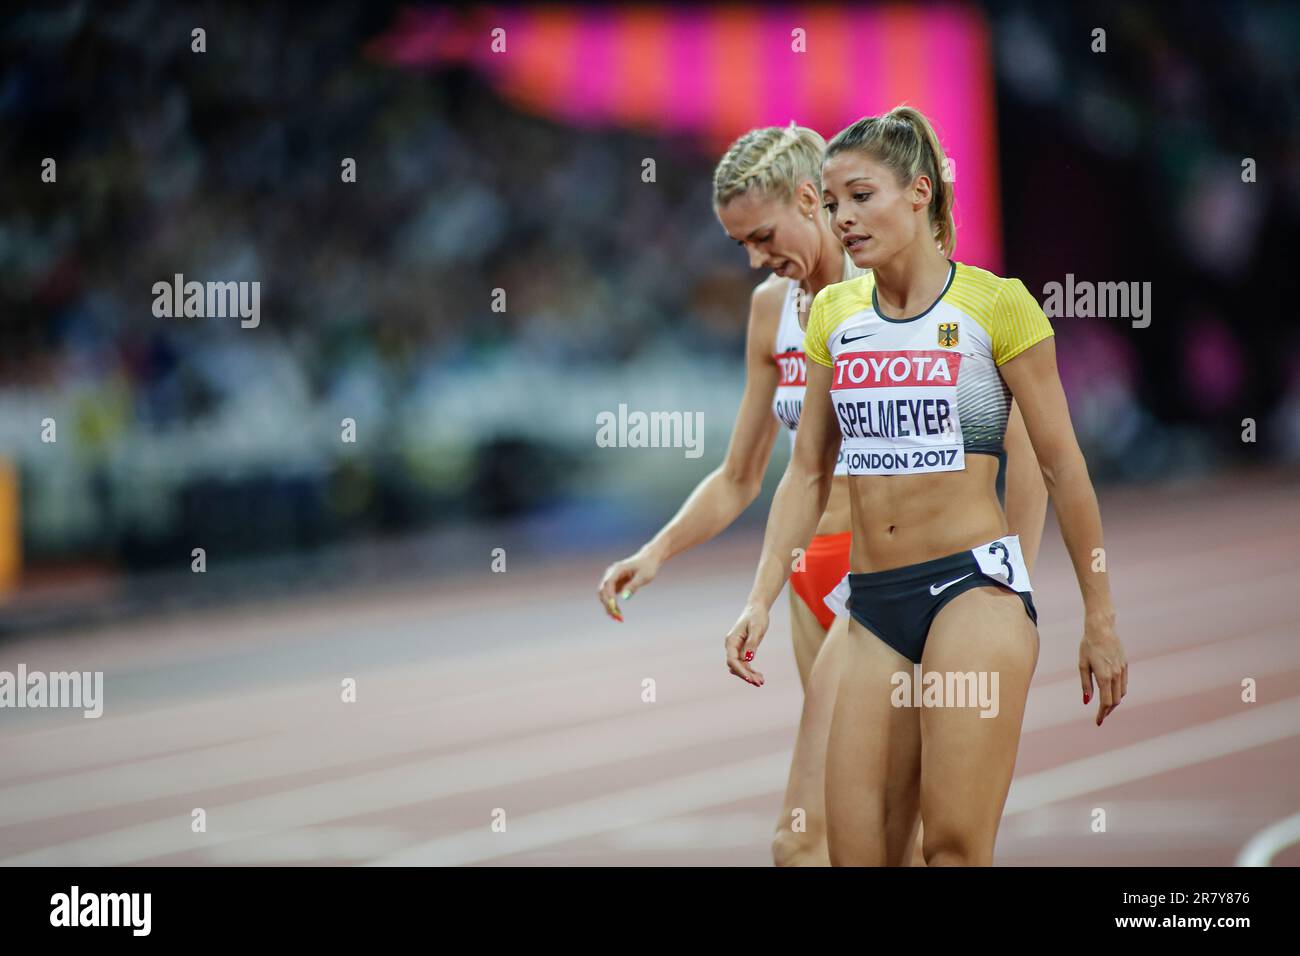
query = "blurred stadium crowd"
xmin=0 ymin=1 xmax=1297 ymax=578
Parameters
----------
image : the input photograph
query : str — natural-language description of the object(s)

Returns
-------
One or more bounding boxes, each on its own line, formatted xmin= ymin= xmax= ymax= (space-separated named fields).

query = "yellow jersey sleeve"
xmin=992 ymin=278 xmax=1055 ymax=365
xmin=803 ymin=286 xmax=837 ymax=368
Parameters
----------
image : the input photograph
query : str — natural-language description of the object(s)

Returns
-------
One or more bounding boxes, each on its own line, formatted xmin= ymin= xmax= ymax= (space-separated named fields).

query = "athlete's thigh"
xmin=825 ymin=616 xmax=922 ymax=866
xmin=787 ymin=587 xmax=826 ymax=690
xmin=777 ymin=612 xmax=849 ymax=829
xmin=918 ymin=586 xmax=1039 ymax=862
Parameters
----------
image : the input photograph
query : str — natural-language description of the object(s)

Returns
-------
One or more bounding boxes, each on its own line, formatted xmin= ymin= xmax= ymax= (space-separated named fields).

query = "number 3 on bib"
xmin=972 ymin=535 xmax=1032 ymax=593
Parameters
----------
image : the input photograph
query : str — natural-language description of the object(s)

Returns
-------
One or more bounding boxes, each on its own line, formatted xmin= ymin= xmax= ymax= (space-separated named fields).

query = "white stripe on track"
xmin=1022 ymin=626 xmax=1298 ymax=733
xmin=0 ymin=695 xmax=792 ymax=865
xmin=0 ymin=608 xmax=776 ymax=785
xmin=4 ymin=621 xmax=1288 ymax=829
xmin=371 ymin=696 xmax=1300 ymax=866
xmin=1005 ymin=696 xmax=1300 ymax=814
xmin=1234 ymin=810 xmax=1300 ymax=867
xmin=0 ymin=661 xmax=779 ymax=826
xmin=368 ymin=753 xmax=793 ymax=866
xmin=3 ymin=641 xmax=1297 ymax=865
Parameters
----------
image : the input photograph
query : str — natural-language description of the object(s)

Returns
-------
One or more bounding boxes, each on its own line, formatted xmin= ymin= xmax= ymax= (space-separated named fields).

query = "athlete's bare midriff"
xmin=813 ymin=475 xmax=852 ymax=537
xmin=846 ymin=453 xmax=1006 ymax=573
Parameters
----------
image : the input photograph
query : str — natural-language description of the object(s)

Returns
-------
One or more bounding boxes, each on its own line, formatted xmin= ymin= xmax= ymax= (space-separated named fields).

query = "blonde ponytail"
xmin=824 ymin=105 xmax=956 ymax=257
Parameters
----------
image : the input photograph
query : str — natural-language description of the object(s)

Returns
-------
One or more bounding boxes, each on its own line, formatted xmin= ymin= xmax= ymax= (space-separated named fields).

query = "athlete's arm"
xmin=596 ymin=279 xmax=784 ymax=620
xmin=999 ymin=335 xmax=1128 ymax=726
xmin=723 ymin=353 xmax=841 ymax=685
xmin=1002 ymin=400 xmax=1048 ymax=573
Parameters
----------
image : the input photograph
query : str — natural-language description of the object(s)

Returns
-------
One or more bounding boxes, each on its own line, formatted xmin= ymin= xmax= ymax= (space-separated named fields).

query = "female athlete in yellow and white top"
xmin=725 ymin=106 xmax=1129 ymax=866
xmin=598 ymin=121 xmax=1047 ymax=865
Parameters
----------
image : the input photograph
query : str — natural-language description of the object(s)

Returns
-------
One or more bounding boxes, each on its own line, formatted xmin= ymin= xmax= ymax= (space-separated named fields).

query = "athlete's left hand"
xmin=1079 ymin=612 xmax=1127 ymax=726
xmin=597 ymin=548 xmax=662 ymax=622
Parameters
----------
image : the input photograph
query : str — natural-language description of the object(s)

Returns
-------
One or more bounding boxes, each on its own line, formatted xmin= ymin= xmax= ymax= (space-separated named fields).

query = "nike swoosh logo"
xmin=840 ymin=330 xmax=876 ymax=345
xmin=929 ymin=572 xmax=974 ymax=595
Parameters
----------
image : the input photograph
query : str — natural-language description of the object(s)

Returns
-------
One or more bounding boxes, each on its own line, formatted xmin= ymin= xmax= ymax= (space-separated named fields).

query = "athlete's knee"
xmin=921 ymin=827 xmax=992 ymax=867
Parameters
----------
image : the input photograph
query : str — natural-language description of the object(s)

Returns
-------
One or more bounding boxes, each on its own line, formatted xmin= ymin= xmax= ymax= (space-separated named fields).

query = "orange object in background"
xmin=0 ymin=459 xmax=20 ymax=594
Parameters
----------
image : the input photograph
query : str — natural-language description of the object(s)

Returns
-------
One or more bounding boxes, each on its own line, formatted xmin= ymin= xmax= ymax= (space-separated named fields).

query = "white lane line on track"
xmin=0 ymin=633 xmax=758 ymax=783
xmin=1234 ymin=810 xmax=1300 ymax=867
xmin=0 ymin=693 xmax=793 ymax=865
xmin=367 ymin=753 xmax=794 ymax=866
xmin=6 ymin=691 xmax=1296 ymax=867
xmin=1029 ymin=564 xmax=1300 ymax=679
xmin=600 ymin=813 xmax=775 ymax=851
xmin=370 ymin=696 xmax=1300 ymax=866
xmin=204 ymin=826 xmax=412 ymax=864
xmin=2 ymin=541 xmax=1291 ymax=790
xmin=1022 ymin=626 xmax=1299 ymax=733
xmin=0 ymin=680 xmax=788 ymax=829
xmin=1004 ymin=696 xmax=1300 ymax=814
xmin=4 ymin=548 xmax=1293 ymax=747
xmin=1 ymin=622 xmax=1291 ymax=830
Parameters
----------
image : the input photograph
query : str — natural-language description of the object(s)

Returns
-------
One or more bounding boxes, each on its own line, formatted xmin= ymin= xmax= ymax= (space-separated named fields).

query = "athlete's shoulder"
xmin=805 ymin=272 xmax=873 ymax=368
xmin=750 ymin=273 xmax=792 ymax=319
xmin=951 ymin=261 xmax=1003 ymax=286
xmin=810 ymin=270 xmax=874 ymax=323
xmin=948 ymin=262 xmax=1053 ymax=364
xmin=948 ymin=261 xmax=1047 ymax=314
xmin=745 ymin=275 xmax=791 ymax=361
xmin=944 ymin=261 xmax=1011 ymax=317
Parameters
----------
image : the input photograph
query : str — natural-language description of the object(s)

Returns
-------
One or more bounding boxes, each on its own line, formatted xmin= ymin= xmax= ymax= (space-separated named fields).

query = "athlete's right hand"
xmin=724 ymin=605 xmax=768 ymax=687
xmin=597 ymin=549 xmax=662 ymax=622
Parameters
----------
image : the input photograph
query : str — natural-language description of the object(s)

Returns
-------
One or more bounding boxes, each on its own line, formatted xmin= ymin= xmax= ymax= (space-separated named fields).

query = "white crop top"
xmin=771 ymin=277 xmax=850 ymax=476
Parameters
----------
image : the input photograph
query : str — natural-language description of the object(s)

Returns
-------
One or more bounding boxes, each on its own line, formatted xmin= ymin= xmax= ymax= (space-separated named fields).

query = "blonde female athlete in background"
xmin=725 ymin=106 xmax=1128 ymax=866
xmin=598 ymin=122 xmax=1047 ymax=865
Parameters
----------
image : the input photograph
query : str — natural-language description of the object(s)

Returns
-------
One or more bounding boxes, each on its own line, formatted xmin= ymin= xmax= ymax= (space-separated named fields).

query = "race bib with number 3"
xmin=971 ymin=535 xmax=1032 ymax=593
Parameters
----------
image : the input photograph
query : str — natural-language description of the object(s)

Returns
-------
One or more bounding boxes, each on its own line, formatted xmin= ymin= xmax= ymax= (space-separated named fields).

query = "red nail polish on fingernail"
xmin=744 ymin=651 xmax=754 ymax=662
xmin=1084 ymin=692 xmax=1090 ymax=705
